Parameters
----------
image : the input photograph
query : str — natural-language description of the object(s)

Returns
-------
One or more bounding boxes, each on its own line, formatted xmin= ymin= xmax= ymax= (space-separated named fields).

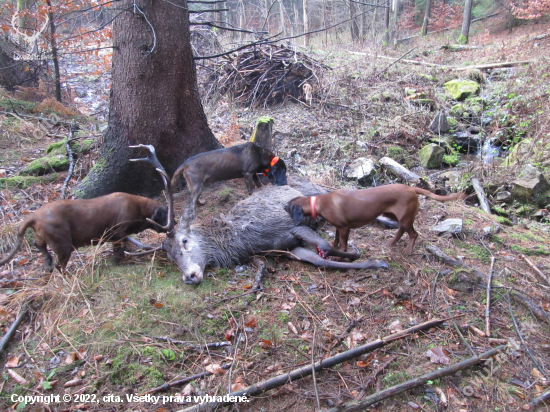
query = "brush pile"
xmin=204 ymin=44 xmax=329 ymax=107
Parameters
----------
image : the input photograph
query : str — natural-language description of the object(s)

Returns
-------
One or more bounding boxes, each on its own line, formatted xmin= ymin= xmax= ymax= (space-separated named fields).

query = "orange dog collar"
xmin=310 ymin=196 xmax=317 ymax=219
xmin=263 ymin=156 xmax=280 ymax=175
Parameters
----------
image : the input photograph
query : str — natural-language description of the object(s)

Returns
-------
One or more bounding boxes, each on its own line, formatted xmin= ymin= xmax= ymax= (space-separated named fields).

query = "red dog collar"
xmin=310 ymin=196 xmax=317 ymax=219
xmin=263 ymin=156 xmax=280 ymax=175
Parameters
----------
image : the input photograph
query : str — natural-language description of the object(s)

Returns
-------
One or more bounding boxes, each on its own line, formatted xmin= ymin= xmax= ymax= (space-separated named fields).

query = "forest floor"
xmin=1 ymin=15 xmax=550 ymax=412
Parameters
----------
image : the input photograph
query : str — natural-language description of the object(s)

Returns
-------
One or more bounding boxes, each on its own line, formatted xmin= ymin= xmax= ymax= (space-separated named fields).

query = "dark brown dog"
xmin=286 ymin=184 xmax=465 ymax=255
xmin=0 ymin=193 xmax=168 ymax=272
xmin=171 ymin=142 xmax=287 ymax=225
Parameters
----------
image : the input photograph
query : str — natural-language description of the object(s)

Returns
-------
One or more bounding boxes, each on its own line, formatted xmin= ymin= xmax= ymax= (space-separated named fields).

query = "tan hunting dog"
xmin=0 ymin=193 xmax=169 ymax=272
xmin=286 ymin=184 xmax=466 ymax=255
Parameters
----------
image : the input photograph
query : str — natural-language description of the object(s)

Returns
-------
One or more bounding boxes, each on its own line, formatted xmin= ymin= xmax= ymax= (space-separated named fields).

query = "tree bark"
xmin=421 ymin=0 xmax=432 ymax=36
xmin=303 ymin=0 xmax=310 ymax=46
xmin=45 ymin=0 xmax=61 ymax=102
xmin=76 ymin=0 xmax=220 ymax=198
xmin=383 ymin=0 xmax=390 ymax=45
xmin=349 ymin=0 xmax=360 ymax=41
xmin=460 ymin=0 xmax=473 ymax=44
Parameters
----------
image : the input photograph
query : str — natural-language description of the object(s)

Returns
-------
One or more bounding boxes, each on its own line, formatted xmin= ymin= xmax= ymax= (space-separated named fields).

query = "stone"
xmin=444 ymin=79 xmax=480 ymax=101
xmin=418 ymin=143 xmax=444 ymax=169
xmin=496 ymin=191 xmax=512 ymax=202
xmin=504 ymin=139 xmax=533 ymax=166
xmin=429 ymin=112 xmax=450 ymax=134
xmin=512 ymin=164 xmax=550 ymax=206
xmin=432 ymin=218 xmax=463 ymax=234
xmin=345 ymin=157 xmax=376 ymax=185
xmin=450 ymin=131 xmax=480 ymax=153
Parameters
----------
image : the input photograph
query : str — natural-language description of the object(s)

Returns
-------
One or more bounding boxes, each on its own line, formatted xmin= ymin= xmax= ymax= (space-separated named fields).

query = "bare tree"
xmin=459 ymin=0 xmax=473 ymax=43
xmin=303 ymin=0 xmax=310 ymax=46
xmin=421 ymin=0 xmax=432 ymax=35
xmin=76 ymin=0 xmax=220 ymax=198
xmin=383 ymin=0 xmax=390 ymax=45
xmin=349 ymin=0 xmax=360 ymax=40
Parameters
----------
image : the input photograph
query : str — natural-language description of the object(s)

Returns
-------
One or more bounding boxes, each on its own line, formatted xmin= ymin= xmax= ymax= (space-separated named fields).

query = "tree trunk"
xmin=303 ymin=0 xmax=309 ymax=47
xmin=383 ymin=0 xmax=390 ymax=45
xmin=45 ymin=0 xmax=61 ymax=102
xmin=76 ymin=0 xmax=220 ymax=198
xmin=460 ymin=0 xmax=473 ymax=44
xmin=421 ymin=0 xmax=432 ymax=35
xmin=349 ymin=0 xmax=360 ymax=41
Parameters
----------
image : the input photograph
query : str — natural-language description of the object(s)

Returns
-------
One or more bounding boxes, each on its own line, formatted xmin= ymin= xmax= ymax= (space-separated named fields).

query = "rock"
xmin=418 ymin=143 xmax=444 ymax=169
xmin=18 ymin=154 xmax=69 ymax=176
xmin=429 ymin=112 xmax=450 ymax=134
xmin=345 ymin=157 xmax=376 ymax=185
xmin=512 ymin=164 xmax=550 ymax=206
xmin=482 ymin=225 xmax=501 ymax=235
xmin=436 ymin=170 xmax=463 ymax=187
xmin=503 ymin=139 xmax=533 ymax=166
xmin=444 ymin=79 xmax=480 ymax=101
xmin=496 ymin=191 xmax=512 ymax=202
xmin=450 ymin=131 xmax=480 ymax=153
xmin=464 ymin=96 xmax=484 ymax=116
xmin=432 ymin=218 xmax=463 ymax=234
xmin=449 ymin=103 xmax=466 ymax=118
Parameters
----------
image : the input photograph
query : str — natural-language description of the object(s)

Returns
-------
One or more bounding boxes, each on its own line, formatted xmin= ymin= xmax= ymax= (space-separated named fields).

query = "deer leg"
xmin=112 ymin=238 xmax=129 ymax=263
xmin=288 ymin=247 xmax=388 ymax=270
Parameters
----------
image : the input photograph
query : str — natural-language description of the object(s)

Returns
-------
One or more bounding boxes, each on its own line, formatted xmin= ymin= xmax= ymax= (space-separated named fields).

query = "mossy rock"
xmin=447 ymin=117 xmax=458 ymax=128
xmin=46 ymin=138 xmax=96 ymax=156
xmin=427 ymin=137 xmax=454 ymax=154
xmin=503 ymin=139 xmax=533 ymax=166
xmin=449 ymin=103 xmax=466 ymax=118
xmin=418 ymin=73 xmax=438 ymax=82
xmin=0 ymin=174 xmax=58 ymax=189
xmin=418 ymin=143 xmax=444 ymax=169
xmin=464 ymin=97 xmax=484 ymax=116
xmin=444 ymin=79 xmax=480 ymax=101
xmin=19 ymin=154 xmax=69 ymax=176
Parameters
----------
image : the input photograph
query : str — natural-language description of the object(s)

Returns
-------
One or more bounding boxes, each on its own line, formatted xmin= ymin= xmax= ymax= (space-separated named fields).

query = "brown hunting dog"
xmin=0 ymin=193 xmax=168 ymax=272
xmin=286 ymin=184 xmax=466 ymax=255
xmin=171 ymin=142 xmax=287 ymax=225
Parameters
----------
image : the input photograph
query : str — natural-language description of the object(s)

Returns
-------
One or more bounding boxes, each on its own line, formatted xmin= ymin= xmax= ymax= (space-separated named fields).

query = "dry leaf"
xmin=154 ymin=302 xmax=164 ymax=308
xmin=205 ymin=364 xmax=226 ymax=376
xmin=77 ymin=308 xmax=89 ymax=318
xmin=349 ymin=297 xmax=362 ymax=306
xmin=7 ymin=369 xmax=28 ymax=385
xmin=350 ymin=330 xmax=367 ymax=342
xmin=281 ymin=302 xmax=296 ymax=310
xmin=65 ymin=352 xmax=78 ymax=365
xmin=245 ymin=318 xmax=257 ymax=328
xmin=181 ymin=383 xmax=195 ymax=397
xmin=93 ymin=355 xmax=103 ymax=362
xmin=287 ymin=322 xmax=298 ymax=335
xmin=6 ymin=356 xmax=20 ymax=368
xmin=388 ymin=320 xmax=403 ymax=333
xmin=64 ymin=378 xmax=83 ymax=387
xmin=259 ymin=339 xmax=272 ymax=349
xmin=231 ymin=376 xmax=247 ymax=391
xmin=426 ymin=346 xmax=450 ymax=365
xmin=356 ymin=360 xmax=371 ymax=368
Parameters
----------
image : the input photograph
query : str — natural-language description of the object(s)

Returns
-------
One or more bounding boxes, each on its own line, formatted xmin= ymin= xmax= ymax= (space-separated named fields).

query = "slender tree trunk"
xmin=349 ymin=0 xmax=359 ymax=41
xmin=460 ymin=0 xmax=473 ymax=43
xmin=303 ymin=0 xmax=309 ymax=46
xmin=421 ymin=0 xmax=432 ymax=35
xmin=76 ymin=0 xmax=219 ymax=198
xmin=279 ymin=0 xmax=286 ymax=36
xmin=383 ymin=0 xmax=390 ymax=45
xmin=45 ymin=0 xmax=61 ymax=102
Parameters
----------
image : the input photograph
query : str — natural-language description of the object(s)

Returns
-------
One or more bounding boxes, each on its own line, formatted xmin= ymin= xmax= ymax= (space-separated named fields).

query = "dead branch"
xmin=0 ymin=307 xmax=28 ymax=355
xmin=521 ymin=254 xmax=550 ymax=286
xmin=529 ymin=387 xmax=550 ymax=408
xmin=177 ymin=318 xmax=453 ymax=411
xmin=375 ymin=46 xmax=418 ymax=77
xmin=442 ymin=44 xmax=484 ymax=51
xmin=485 ymin=256 xmax=495 ymax=337
xmin=426 ymin=244 xmax=550 ymax=325
xmin=311 ymin=327 xmax=321 ymax=411
xmin=142 ymin=335 xmax=231 ymax=351
xmin=143 ymin=363 xmax=232 ymax=395
xmin=61 ymin=123 xmax=78 ymax=199
xmin=325 ymin=345 xmax=507 ymax=412
xmin=379 ymin=157 xmax=421 ymax=183
xmin=471 ymin=177 xmax=491 ymax=214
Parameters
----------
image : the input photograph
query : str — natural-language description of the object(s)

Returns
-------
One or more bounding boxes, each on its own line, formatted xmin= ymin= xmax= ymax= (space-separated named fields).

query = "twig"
xmin=61 ymin=123 xmax=78 ymax=199
xmin=141 ymin=335 xmax=231 ymax=351
xmin=528 ymin=387 xmax=550 ymax=408
xmin=471 ymin=177 xmax=491 ymax=214
xmin=485 ymin=256 xmax=495 ymax=337
xmin=507 ymin=293 xmax=548 ymax=378
xmin=521 ymin=254 xmax=550 ymax=286
xmin=329 ymin=317 xmax=361 ymax=350
xmin=324 ymin=345 xmax=507 ymax=412
xmin=311 ymin=327 xmax=321 ymax=412
xmin=176 ymin=318 xmax=455 ymax=411
xmin=426 ymin=244 xmax=550 ymax=324
xmin=375 ymin=46 xmax=418 ymax=77
xmin=227 ymin=332 xmax=241 ymax=393
xmin=0 ymin=306 xmax=28 ymax=354
xmin=442 ymin=291 xmax=475 ymax=356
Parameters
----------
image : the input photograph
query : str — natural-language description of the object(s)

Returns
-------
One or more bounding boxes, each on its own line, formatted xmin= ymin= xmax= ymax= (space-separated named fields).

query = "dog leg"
xmin=402 ymin=225 xmax=418 ymax=254
xmin=35 ymin=240 xmax=54 ymax=271
xmin=290 ymin=227 xmax=360 ymax=261
xmin=243 ymin=173 xmax=256 ymax=195
xmin=252 ymin=173 xmax=263 ymax=188
xmin=288 ymin=247 xmax=388 ymax=270
xmin=388 ymin=227 xmax=405 ymax=248
xmin=336 ymin=227 xmax=351 ymax=252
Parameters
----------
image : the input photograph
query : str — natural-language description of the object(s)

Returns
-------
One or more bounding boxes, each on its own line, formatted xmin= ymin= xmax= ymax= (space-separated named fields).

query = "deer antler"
xmin=129 ymin=144 xmax=175 ymax=233
xmin=11 ymin=11 xmax=49 ymax=46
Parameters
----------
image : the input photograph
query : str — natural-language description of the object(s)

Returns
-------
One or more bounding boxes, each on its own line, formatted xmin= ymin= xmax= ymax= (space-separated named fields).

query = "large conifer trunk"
xmin=76 ymin=0 xmax=220 ymax=198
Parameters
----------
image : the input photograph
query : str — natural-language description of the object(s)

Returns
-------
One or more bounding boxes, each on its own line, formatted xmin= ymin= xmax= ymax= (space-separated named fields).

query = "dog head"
xmin=285 ymin=197 xmax=305 ymax=225
xmin=150 ymin=205 xmax=169 ymax=232
xmin=267 ymin=157 xmax=287 ymax=186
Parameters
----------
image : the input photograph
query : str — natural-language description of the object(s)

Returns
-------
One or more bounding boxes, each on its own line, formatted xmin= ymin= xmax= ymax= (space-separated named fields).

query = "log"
xmin=471 ymin=177 xmax=491 ymax=214
xmin=0 ymin=307 xmax=27 ymax=355
xmin=176 ymin=318 xmax=450 ymax=412
xmin=426 ymin=244 xmax=550 ymax=325
xmin=325 ymin=345 xmax=507 ymax=412
xmin=442 ymin=44 xmax=484 ymax=52
xmin=378 ymin=157 xmax=421 ymax=183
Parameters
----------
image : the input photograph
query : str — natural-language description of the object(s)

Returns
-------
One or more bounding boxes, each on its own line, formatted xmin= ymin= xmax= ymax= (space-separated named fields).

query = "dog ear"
xmin=289 ymin=204 xmax=304 ymax=225
xmin=267 ymin=159 xmax=287 ymax=186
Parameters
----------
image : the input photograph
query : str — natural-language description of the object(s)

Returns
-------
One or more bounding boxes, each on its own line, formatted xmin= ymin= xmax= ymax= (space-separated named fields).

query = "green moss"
xmin=457 ymin=34 xmax=467 ymax=45
xmin=256 ymin=116 xmax=274 ymax=125
xmin=0 ymin=174 xmax=58 ymax=189
xmin=386 ymin=146 xmax=406 ymax=161
xmin=491 ymin=206 xmax=509 ymax=216
xmin=18 ymin=154 xmax=69 ymax=176
xmin=443 ymin=154 xmax=459 ymax=166
xmin=511 ymin=244 xmax=550 ymax=256
xmin=46 ymin=138 xmax=96 ymax=156
xmin=496 ymin=216 xmax=513 ymax=226
xmin=0 ymin=99 xmax=37 ymax=113
xmin=444 ymin=79 xmax=480 ymax=101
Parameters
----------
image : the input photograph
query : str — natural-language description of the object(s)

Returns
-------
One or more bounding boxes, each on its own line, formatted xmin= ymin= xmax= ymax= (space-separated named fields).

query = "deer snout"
xmin=183 ymin=262 xmax=204 ymax=285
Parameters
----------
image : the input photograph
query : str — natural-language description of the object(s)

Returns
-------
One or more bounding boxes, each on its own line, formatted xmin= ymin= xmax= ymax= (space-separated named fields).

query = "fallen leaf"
xmin=259 ymin=339 xmax=272 ymax=349
xmin=154 ymin=302 xmax=164 ymax=308
xmin=287 ymin=322 xmax=298 ymax=335
xmin=64 ymin=378 xmax=83 ymax=387
xmin=281 ymin=302 xmax=296 ymax=310
xmin=388 ymin=320 xmax=403 ymax=333
xmin=350 ymin=330 xmax=367 ymax=342
xmin=65 ymin=352 xmax=78 ymax=365
xmin=181 ymin=383 xmax=195 ymax=396
xmin=6 ymin=356 xmax=20 ymax=368
xmin=231 ymin=376 xmax=247 ymax=391
xmin=205 ymin=363 xmax=226 ymax=376
xmin=77 ymin=308 xmax=89 ymax=318
xmin=426 ymin=346 xmax=450 ymax=365
xmin=349 ymin=297 xmax=362 ymax=306
xmin=93 ymin=355 xmax=103 ymax=362
xmin=245 ymin=318 xmax=257 ymax=328
xmin=7 ymin=369 xmax=28 ymax=385
xmin=356 ymin=360 xmax=371 ymax=368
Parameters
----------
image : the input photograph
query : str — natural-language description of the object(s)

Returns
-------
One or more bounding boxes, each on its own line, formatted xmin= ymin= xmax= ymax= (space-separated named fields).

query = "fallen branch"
xmin=521 ymin=254 xmax=550 ymax=287
xmin=485 ymin=256 xmax=495 ymax=337
xmin=144 ymin=363 xmax=232 ymax=395
xmin=379 ymin=157 xmax=421 ymax=183
xmin=442 ymin=44 xmax=484 ymax=52
xmin=176 ymin=318 xmax=451 ymax=411
xmin=426 ymin=244 xmax=550 ymax=324
xmin=142 ymin=335 xmax=231 ymax=351
xmin=325 ymin=345 xmax=507 ymax=412
xmin=0 ymin=307 xmax=28 ymax=355
xmin=529 ymin=387 xmax=550 ymax=408
xmin=471 ymin=177 xmax=491 ymax=214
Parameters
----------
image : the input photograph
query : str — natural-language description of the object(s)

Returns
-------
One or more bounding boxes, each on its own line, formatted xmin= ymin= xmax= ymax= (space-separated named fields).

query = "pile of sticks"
xmin=207 ymin=44 xmax=329 ymax=107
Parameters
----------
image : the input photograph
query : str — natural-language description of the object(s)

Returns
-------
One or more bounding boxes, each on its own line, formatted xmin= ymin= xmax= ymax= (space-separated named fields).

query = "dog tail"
xmin=413 ymin=188 xmax=467 ymax=202
xmin=170 ymin=164 xmax=188 ymax=191
xmin=0 ymin=217 xmax=34 ymax=266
